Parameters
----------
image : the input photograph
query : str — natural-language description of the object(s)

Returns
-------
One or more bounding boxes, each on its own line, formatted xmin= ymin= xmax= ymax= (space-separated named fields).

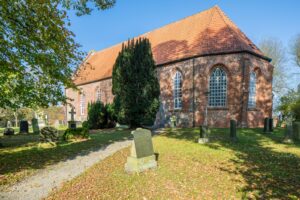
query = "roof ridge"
xmin=93 ymin=6 xmax=218 ymax=54
xmin=215 ymin=6 xmax=262 ymax=53
xmin=214 ymin=6 xmax=244 ymax=50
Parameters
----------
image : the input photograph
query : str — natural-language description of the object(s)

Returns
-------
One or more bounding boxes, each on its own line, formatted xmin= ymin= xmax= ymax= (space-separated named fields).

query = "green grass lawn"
xmin=0 ymin=129 xmax=132 ymax=187
xmin=47 ymin=128 xmax=300 ymax=200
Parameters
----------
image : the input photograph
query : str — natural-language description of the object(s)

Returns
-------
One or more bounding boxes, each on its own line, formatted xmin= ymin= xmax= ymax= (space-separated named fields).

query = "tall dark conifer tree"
xmin=112 ymin=38 xmax=160 ymax=127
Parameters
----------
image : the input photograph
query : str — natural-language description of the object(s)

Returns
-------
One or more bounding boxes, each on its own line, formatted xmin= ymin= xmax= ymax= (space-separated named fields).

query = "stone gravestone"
xmin=4 ymin=121 xmax=14 ymax=136
xmin=230 ymin=119 xmax=238 ymax=142
xmin=198 ymin=125 xmax=209 ymax=143
xmin=32 ymin=118 xmax=40 ymax=134
xmin=125 ymin=128 xmax=157 ymax=173
xmin=40 ymin=127 xmax=59 ymax=143
xmin=269 ymin=118 xmax=274 ymax=132
xmin=284 ymin=124 xmax=294 ymax=143
xmin=170 ymin=115 xmax=177 ymax=128
xmin=263 ymin=117 xmax=270 ymax=133
xmin=19 ymin=120 xmax=29 ymax=134
xmin=68 ymin=107 xmax=77 ymax=129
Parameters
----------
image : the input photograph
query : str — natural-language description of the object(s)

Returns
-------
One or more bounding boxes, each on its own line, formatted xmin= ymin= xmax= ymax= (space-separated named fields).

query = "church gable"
xmin=74 ymin=5 xmax=269 ymax=86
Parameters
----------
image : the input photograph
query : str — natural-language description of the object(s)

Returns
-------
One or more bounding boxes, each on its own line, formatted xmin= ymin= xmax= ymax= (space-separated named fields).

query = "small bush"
xmin=291 ymin=98 xmax=300 ymax=121
xmin=87 ymin=101 xmax=116 ymax=129
xmin=63 ymin=128 xmax=89 ymax=141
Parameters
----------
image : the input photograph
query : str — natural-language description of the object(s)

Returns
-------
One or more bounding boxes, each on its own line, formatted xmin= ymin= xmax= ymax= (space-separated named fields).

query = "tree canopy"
xmin=112 ymin=38 xmax=160 ymax=127
xmin=292 ymin=34 xmax=300 ymax=67
xmin=0 ymin=0 xmax=115 ymax=109
xmin=259 ymin=38 xmax=288 ymax=95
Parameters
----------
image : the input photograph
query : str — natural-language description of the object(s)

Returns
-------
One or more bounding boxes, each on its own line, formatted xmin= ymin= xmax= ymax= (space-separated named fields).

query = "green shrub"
xmin=105 ymin=103 xmax=116 ymax=128
xmin=87 ymin=101 xmax=116 ymax=129
xmin=291 ymin=98 xmax=300 ymax=121
xmin=63 ymin=127 xmax=89 ymax=141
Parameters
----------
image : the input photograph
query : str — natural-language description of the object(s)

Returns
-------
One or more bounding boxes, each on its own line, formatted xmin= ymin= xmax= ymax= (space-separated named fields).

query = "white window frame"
xmin=173 ymin=71 xmax=183 ymax=110
xmin=80 ymin=93 xmax=85 ymax=115
xmin=208 ymin=67 xmax=227 ymax=107
xmin=248 ymin=72 xmax=256 ymax=108
xmin=96 ymin=88 xmax=101 ymax=102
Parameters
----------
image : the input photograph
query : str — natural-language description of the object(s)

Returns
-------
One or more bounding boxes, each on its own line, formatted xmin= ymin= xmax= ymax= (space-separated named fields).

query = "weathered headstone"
xmin=40 ymin=127 xmax=59 ymax=143
xmin=230 ymin=119 xmax=238 ymax=141
xmin=170 ymin=115 xmax=177 ymax=128
xmin=269 ymin=118 xmax=274 ymax=132
xmin=7 ymin=121 xmax=12 ymax=128
xmin=32 ymin=118 xmax=40 ymax=134
xmin=198 ymin=125 xmax=209 ymax=143
xmin=19 ymin=120 xmax=29 ymax=134
xmin=283 ymin=124 xmax=294 ymax=143
xmin=263 ymin=117 xmax=270 ymax=133
xmin=125 ymin=128 xmax=157 ymax=173
xmin=292 ymin=121 xmax=300 ymax=141
xmin=4 ymin=121 xmax=14 ymax=136
xmin=68 ymin=107 xmax=77 ymax=129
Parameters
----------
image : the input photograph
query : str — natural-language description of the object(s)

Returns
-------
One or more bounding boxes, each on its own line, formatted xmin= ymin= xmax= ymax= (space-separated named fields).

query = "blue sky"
xmin=68 ymin=0 xmax=300 ymax=88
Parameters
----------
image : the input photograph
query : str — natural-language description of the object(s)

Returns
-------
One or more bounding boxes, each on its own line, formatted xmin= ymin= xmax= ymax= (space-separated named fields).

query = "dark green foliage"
xmin=105 ymin=103 xmax=117 ymax=128
xmin=63 ymin=128 xmax=89 ymax=141
xmin=292 ymin=121 xmax=300 ymax=141
xmin=112 ymin=38 xmax=160 ymax=127
xmin=87 ymin=101 xmax=115 ymax=129
xmin=291 ymin=98 xmax=300 ymax=121
xmin=40 ymin=127 xmax=59 ymax=143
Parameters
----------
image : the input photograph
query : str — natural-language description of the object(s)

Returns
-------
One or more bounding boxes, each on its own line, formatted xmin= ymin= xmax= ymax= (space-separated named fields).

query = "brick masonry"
xmin=66 ymin=52 xmax=273 ymax=128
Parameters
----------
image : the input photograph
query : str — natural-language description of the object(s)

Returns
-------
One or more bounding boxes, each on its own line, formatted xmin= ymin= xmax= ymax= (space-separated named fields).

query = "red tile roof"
xmin=74 ymin=6 xmax=268 ymax=85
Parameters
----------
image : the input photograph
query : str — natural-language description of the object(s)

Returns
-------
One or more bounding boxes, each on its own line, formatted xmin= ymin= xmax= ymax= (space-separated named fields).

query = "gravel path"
xmin=0 ymin=140 xmax=132 ymax=200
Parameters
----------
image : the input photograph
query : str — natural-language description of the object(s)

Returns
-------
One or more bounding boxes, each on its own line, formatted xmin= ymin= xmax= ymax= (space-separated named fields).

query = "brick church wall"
xmin=66 ymin=78 xmax=114 ymax=122
xmin=66 ymin=52 xmax=273 ymax=128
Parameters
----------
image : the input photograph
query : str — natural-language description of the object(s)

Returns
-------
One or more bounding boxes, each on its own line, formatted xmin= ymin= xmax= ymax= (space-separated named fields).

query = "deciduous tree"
xmin=259 ymin=38 xmax=288 ymax=95
xmin=0 ymin=0 xmax=115 ymax=109
xmin=292 ymin=34 xmax=300 ymax=67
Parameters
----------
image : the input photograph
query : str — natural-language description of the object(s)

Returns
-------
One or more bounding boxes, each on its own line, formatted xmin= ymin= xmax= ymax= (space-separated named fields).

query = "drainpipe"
xmin=192 ymin=58 xmax=195 ymax=127
xmin=240 ymin=56 xmax=249 ymax=128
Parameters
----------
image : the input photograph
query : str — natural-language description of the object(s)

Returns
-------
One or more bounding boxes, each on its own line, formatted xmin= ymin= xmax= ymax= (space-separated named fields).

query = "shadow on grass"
xmin=0 ymin=129 xmax=132 ymax=186
xmin=160 ymin=127 xmax=300 ymax=199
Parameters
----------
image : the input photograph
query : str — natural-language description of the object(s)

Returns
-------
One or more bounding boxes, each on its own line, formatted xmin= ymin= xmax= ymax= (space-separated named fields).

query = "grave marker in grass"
xmin=198 ymin=125 xmax=210 ymax=143
xmin=125 ymin=128 xmax=157 ymax=173
xmin=19 ymin=120 xmax=29 ymax=134
xmin=230 ymin=120 xmax=237 ymax=142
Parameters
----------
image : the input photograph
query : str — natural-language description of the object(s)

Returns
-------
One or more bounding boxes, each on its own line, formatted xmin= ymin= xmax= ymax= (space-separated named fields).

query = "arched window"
xmin=95 ymin=88 xmax=101 ymax=101
xmin=248 ymin=72 xmax=256 ymax=108
xmin=173 ymin=71 xmax=182 ymax=109
xmin=209 ymin=67 xmax=227 ymax=107
xmin=80 ymin=93 xmax=85 ymax=115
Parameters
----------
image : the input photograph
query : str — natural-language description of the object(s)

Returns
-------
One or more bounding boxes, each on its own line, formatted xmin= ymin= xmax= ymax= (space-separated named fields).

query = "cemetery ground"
xmin=0 ymin=128 xmax=132 ymax=188
xmin=47 ymin=128 xmax=300 ymax=200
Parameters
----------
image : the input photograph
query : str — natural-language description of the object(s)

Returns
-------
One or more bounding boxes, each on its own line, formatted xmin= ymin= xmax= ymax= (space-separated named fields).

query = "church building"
xmin=66 ymin=6 xmax=273 ymax=128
